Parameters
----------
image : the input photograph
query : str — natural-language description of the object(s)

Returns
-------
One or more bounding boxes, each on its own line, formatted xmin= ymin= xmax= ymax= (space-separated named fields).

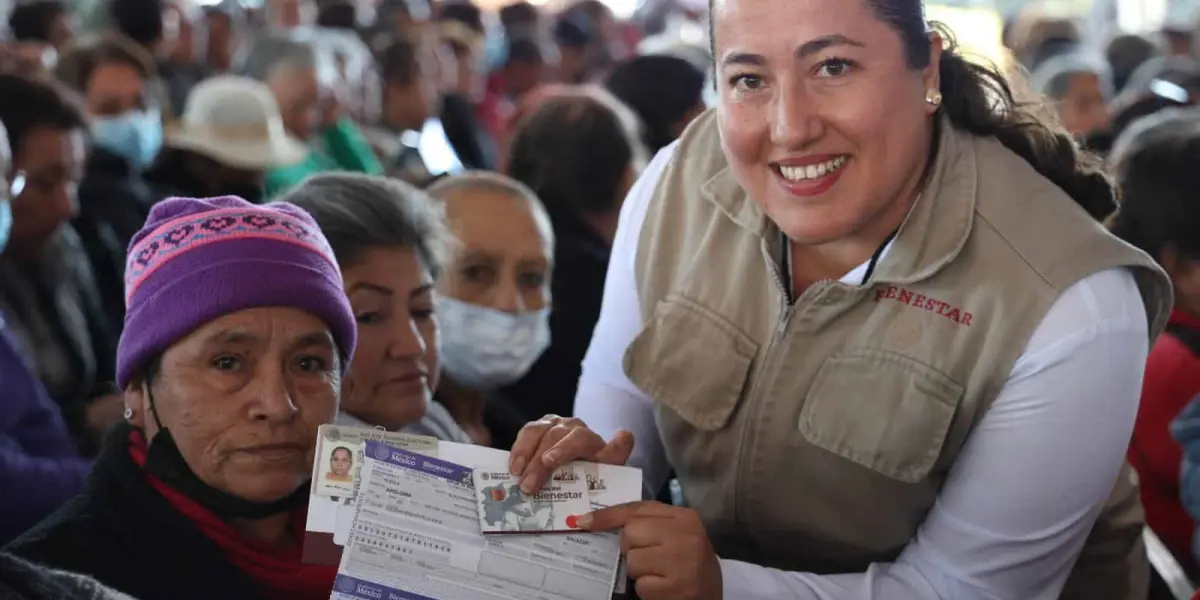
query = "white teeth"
xmin=778 ymin=156 xmax=847 ymax=181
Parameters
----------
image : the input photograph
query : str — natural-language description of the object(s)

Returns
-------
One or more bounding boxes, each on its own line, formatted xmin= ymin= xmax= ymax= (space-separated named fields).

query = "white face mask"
xmin=436 ymin=295 xmax=550 ymax=391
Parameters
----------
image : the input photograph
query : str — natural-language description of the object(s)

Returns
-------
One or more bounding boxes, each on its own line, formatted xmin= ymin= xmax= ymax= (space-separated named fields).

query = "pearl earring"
xmin=124 ymin=407 xmax=133 ymax=420
xmin=925 ymin=89 xmax=943 ymax=107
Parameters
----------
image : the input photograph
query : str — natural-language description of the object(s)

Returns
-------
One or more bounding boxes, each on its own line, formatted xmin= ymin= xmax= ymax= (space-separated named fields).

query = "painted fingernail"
xmin=566 ymin=515 xmax=580 ymax=529
xmin=574 ymin=513 xmax=593 ymax=529
xmin=511 ymin=456 xmax=527 ymax=476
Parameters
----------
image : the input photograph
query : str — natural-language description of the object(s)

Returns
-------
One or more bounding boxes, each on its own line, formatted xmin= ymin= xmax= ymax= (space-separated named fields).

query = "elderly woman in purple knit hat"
xmin=6 ymin=196 xmax=356 ymax=600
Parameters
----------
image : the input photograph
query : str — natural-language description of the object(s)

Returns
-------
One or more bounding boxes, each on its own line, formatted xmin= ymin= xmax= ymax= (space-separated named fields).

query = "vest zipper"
xmin=731 ymin=246 xmax=796 ymax=536
xmin=731 ymin=225 xmax=886 ymax=540
xmin=770 ymin=273 xmax=796 ymax=341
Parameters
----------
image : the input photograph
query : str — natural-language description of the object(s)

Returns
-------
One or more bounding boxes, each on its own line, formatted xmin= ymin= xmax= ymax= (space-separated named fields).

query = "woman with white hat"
xmin=239 ymin=33 xmax=385 ymax=198
xmin=144 ymin=74 xmax=309 ymax=203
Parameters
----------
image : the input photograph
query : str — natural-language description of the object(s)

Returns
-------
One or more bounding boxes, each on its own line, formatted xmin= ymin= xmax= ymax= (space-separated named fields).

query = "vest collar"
xmin=697 ymin=116 xmax=978 ymax=286
xmin=872 ymin=118 xmax=977 ymax=284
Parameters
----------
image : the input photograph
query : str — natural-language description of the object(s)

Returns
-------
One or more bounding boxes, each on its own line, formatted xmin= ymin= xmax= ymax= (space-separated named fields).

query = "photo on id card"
xmin=474 ymin=465 xmax=591 ymax=533
xmin=311 ymin=424 xmax=438 ymax=500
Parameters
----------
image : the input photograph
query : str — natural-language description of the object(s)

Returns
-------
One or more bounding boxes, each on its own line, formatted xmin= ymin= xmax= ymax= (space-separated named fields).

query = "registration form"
xmin=304 ymin=425 xmax=438 ymax=566
xmin=336 ymin=440 xmax=627 ymax=600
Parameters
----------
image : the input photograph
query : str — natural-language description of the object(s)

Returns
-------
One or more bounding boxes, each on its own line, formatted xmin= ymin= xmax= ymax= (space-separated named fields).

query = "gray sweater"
xmin=336 ymin=401 xmax=472 ymax=444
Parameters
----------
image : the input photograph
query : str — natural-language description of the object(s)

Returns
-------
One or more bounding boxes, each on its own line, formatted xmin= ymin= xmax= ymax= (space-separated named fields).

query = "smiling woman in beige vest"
xmin=504 ymin=0 xmax=1174 ymax=599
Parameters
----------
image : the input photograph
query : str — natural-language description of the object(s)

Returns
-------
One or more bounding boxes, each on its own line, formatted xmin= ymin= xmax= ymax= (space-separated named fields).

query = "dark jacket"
xmin=5 ymin=424 xmax=271 ymax=600
xmin=0 ymin=319 xmax=90 ymax=545
xmin=0 ymin=227 xmax=118 ymax=451
xmin=502 ymin=215 xmax=610 ymax=420
xmin=78 ymin=148 xmax=156 ymax=249
xmin=75 ymin=147 xmax=157 ymax=334
xmin=482 ymin=393 xmax=528 ymax=452
xmin=441 ymin=93 xmax=497 ymax=170
xmin=0 ymin=553 xmax=134 ymax=600
xmin=143 ymin=150 xmax=209 ymax=201
xmin=144 ymin=150 xmax=267 ymax=204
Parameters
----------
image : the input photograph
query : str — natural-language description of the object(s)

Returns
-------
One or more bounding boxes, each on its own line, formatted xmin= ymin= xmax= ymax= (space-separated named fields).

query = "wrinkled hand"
xmin=508 ymin=415 xmax=634 ymax=494
xmin=579 ymin=501 xmax=722 ymax=600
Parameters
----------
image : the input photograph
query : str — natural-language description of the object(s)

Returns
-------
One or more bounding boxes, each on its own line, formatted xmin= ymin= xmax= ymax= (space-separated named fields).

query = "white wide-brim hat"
xmin=164 ymin=74 xmax=309 ymax=171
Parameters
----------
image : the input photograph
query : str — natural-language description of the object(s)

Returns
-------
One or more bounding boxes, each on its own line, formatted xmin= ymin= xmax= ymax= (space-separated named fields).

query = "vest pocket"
xmin=797 ymin=350 xmax=964 ymax=483
xmin=623 ymin=295 xmax=758 ymax=431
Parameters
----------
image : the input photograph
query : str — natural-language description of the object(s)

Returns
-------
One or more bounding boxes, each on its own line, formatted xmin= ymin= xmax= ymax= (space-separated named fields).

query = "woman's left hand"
xmin=578 ymin=501 xmax=723 ymax=600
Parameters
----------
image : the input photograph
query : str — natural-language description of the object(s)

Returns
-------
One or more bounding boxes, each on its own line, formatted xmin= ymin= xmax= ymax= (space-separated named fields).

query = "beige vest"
xmin=624 ymin=110 xmax=1173 ymax=599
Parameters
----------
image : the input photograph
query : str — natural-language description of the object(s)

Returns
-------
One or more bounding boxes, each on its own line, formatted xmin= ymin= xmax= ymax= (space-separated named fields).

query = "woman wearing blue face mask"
xmin=54 ymin=35 xmax=163 ymax=335
xmin=426 ymin=172 xmax=554 ymax=449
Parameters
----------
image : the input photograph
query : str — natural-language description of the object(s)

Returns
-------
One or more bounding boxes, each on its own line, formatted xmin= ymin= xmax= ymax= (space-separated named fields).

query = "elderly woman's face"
xmin=8 ymin=126 xmax=85 ymax=258
xmin=269 ymin=67 xmax=320 ymax=141
xmin=130 ymin=307 xmax=341 ymax=503
xmin=713 ymin=0 xmax=939 ymax=247
xmin=1058 ymin=72 xmax=1109 ymax=137
xmin=438 ymin=190 xmax=552 ymax=314
xmin=341 ymin=247 xmax=438 ymax=430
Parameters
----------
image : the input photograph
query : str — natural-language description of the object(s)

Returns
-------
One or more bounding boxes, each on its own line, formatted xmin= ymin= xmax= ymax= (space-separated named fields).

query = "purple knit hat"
xmin=116 ymin=196 xmax=356 ymax=388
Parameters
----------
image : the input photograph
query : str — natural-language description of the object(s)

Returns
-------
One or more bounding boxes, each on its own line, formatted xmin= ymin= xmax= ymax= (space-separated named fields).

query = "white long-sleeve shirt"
xmin=574 ymin=144 xmax=1151 ymax=599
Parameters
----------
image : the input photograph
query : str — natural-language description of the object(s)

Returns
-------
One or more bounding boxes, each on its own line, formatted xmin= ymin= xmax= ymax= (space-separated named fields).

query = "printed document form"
xmin=333 ymin=440 xmax=641 ymax=600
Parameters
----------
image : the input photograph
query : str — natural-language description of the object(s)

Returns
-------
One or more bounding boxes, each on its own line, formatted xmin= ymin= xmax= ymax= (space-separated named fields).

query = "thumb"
xmin=591 ymin=430 xmax=635 ymax=466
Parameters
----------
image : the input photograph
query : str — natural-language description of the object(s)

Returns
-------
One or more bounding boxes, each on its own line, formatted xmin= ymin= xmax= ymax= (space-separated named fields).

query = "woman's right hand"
xmin=508 ymin=415 xmax=635 ymax=495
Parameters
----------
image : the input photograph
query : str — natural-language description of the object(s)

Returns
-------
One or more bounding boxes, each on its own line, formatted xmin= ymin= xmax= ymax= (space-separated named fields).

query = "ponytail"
xmin=932 ymin=26 xmax=1115 ymax=221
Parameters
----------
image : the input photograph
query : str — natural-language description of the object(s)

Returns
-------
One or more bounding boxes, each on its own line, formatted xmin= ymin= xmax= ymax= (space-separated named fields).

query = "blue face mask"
xmin=90 ymin=109 xmax=163 ymax=170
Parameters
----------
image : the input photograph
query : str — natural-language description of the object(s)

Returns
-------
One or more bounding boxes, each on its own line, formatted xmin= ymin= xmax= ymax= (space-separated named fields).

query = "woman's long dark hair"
xmin=709 ymin=0 xmax=1115 ymax=221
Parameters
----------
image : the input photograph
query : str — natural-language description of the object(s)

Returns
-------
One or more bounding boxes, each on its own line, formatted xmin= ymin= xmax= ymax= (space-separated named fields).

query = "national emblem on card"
xmin=473 ymin=465 xmax=590 ymax=534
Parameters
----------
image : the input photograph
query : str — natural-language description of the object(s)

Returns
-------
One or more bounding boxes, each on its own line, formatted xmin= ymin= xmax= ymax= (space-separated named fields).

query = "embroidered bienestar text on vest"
xmin=874 ymin=285 xmax=973 ymax=326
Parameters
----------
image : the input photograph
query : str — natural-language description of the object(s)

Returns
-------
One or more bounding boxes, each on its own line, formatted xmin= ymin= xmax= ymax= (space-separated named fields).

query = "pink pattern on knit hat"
xmin=124 ymin=206 xmax=338 ymax=304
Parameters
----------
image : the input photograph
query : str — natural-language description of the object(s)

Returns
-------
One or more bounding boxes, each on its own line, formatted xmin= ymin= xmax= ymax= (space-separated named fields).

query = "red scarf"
xmin=127 ymin=430 xmax=337 ymax=600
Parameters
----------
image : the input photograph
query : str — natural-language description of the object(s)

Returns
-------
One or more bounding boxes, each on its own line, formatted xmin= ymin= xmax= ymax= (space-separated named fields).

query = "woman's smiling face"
xmin=712 ymin=0 xmax=941 ymax=248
